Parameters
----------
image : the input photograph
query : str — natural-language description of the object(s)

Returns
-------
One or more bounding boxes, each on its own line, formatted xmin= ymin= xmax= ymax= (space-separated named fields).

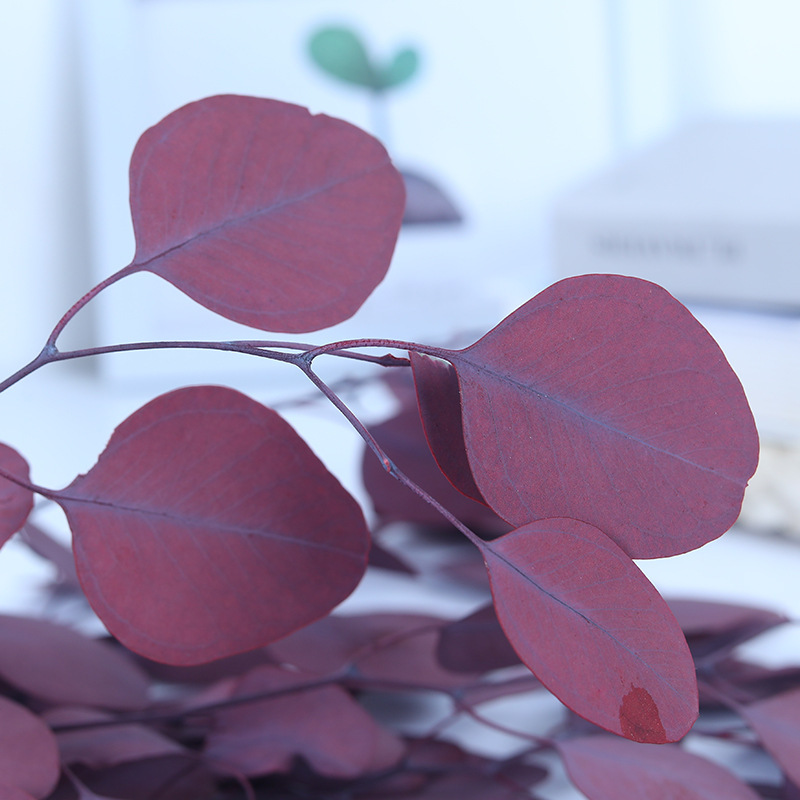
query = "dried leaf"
xmin=0 ymin=615 xmax=149 ymax=709
xmin=204 ymin=665 xmax=404 ymax=778
xmin=481 ymin=518 xmax=697 ymax=742
xmin=558 ymin=735 xmax=761 ymax=799
xmin=54 ymin=386 xmax=369 ymax=665
xmin=0 ymin=696 xmax=60 ymax=799
xmin=362 ymin=406 xmax=506 ymax=534
xmin=0 ymin=444 xmax=33 ymax=548
xmin=129 ymin=95 xmax=404 ymax=332
xmin=436 ymin=603 xmax=520 ymax=674
xmin=741 ymin=688 xmax=800 ymax=785
xmin=444 ymin=275 xmax=759 ymax=558
xmin=46 ymin=707 xmax=183 ymax=769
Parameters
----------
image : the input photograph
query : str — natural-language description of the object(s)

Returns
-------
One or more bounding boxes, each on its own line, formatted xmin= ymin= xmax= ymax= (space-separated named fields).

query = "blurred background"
xmin=0 ymin=0 xmax=799 ymax=601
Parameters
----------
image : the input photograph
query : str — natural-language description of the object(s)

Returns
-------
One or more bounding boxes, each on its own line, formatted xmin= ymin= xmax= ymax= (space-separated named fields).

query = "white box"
xmin=551 ymin=118 xmax=800 ymax=310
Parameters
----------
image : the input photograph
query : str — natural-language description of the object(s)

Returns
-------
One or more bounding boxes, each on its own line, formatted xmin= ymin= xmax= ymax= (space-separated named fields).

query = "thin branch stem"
xmin=0 ymin=337 xmax=410 ymax=397
xmin=297 ymin=361 xmax=483 ymax=549
xmin=301 ymin=337 xmax=453 ymax=363
xmin=0 ymin=348 xmax=55 ymax=394
xmin=46 ymin=263 xmax=141 ymax=348
xmin=0 ymin=464 xmax=52 ymax=498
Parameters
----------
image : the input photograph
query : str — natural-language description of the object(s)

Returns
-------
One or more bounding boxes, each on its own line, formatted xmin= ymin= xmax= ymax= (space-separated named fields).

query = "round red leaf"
xmin=53 ymin=386 xmax=369 ymax=665
xmin=129 ymin=95 xmax=405 ymax=333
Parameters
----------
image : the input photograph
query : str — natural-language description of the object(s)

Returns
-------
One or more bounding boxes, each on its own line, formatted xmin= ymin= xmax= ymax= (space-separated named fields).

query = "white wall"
xmin=3 ymin=1 xmax=800 ymax=381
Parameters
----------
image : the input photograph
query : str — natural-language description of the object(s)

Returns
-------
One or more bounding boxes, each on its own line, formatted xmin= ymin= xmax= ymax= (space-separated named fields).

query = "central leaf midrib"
xmin=56 ymin=489 xmax=361 ymax=558
xmin=457 ymin=354 xmax=740 ymax=484
xmin=133 ymin=162 xmax=390 ymax=271
xmin=484 ymin=540 xmax=689 ymax=706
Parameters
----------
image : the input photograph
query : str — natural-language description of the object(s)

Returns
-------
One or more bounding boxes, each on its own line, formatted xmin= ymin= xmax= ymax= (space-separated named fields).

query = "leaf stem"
xmin=0 ymin=347 xmax=55 ymax=394
xmin=297 ymin=361 xmax=483 ymax=549
xmin=0 ymin=464 xmax=52 ymax=497
xmin=0 ymin=338 xmax=410 ymax=396
xmin=46 ymin=263 xmax=141 ymax=348
xmin=301 ymin=337 xmax=453 ymax=363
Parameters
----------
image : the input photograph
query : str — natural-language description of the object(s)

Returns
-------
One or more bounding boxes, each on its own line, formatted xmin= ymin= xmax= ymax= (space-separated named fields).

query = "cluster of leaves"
xmin=0 ymin=93 xmax=780 ymax=797
xmin=0 ymin=560 xmax=799 ymax=799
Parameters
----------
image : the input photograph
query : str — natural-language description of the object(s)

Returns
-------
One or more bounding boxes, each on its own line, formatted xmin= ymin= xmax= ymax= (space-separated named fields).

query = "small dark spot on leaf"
xmin=619 ymin=686 xmax=667 ymax=743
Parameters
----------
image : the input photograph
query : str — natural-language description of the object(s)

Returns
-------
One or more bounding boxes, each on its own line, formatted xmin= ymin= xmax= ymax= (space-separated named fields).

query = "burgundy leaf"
xmin=267 ymin=613 xmax=445 ymax=677
xmin=558 ymin=734 xmax=761 ymax=799
xmin=52 ymin=386 xmax=369 ymax=665
xmin=362 ymin=406 xmax=507 ymax=534
xmin=712 ymin=659 xmax=800 ymax=703
xmin=360 ymin=773 xmax=536 ymax=800
xmin=73 ymin=755 xmax=214 ymax=800
xmin=436 ymin=603 xmax=521 ymax=673
xmin=410 ymin=352 xmax=485 ymax=503
xmin=18 ymin=523 xmax=80 ymax=590
xmin=480 ymin=517 xmax=697 ymax=742
xmin=0 ymin=444 xmax=33 ymax=548
xmin=204 ymin=665 xmax=404 ymax=778
xmin=368 ymin=539 xmax=415 ymax=573
xmin=0 ymin=615 xmax=149 ymax=709
xmin=444 ymin=274 xmax=759 ymax=558
xmin=457 ymin=673 xmax=542 ymax=707
xmin=0 ymin=788 xmax=37 ymax=800
xmin=45 ymin=707 xmax=183 ymax=768
xmin=128 ymin=95 xmax=405 ymax=332
xmin=668 ymin=598 xmax=788 ymax=661
xmin=133 ymin=646 xmax=275 ymax=686
xmin=354 ymin=624 xmax=479 ymax=691
xmin=668 ymin=598 xmax=788 ymax=638
xmin=0 ymin=696 xmax=60 ymax=799
xmin=741 ymin=688 xmax=800 ymax=785
xmin=64 ymin=772 xmax=119 ymax=800
xmin=366 ymin=738 xmax=546 ymax=797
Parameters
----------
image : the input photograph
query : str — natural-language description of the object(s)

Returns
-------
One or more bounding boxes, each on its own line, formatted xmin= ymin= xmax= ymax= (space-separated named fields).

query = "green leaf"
xmin=308 ymin=26 xmax=380 ymax=89
xmin=378 ymin=48 xmax=420 ymax=90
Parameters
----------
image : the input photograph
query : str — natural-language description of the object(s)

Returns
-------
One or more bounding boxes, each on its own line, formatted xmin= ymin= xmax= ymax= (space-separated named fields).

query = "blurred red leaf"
xmin=46 ymin=707 xmax=183 ymax=769
xmin=0 ymin=787 xmax=37 ymax=800
xmin=0 ymin=615 xmax=149 ymax=710
xmin=359 ymin=773 xmax=537 ymax=799
xmin=73 ymin=755 xmax=214 ymax=800
xmin=442 ymin=275 xmax=758 ymax=558
xmin=204 ymin=665 xmax=404 ymax=778
xmin=741 ymin=688 xmax=800 ymax=785
xmin=668 ymin=598 xmax=789 ymax=638
xmin=436 ymin=603 xmax=520 ymax=674
xmin=53 ymin=386 xmax=369 ymax=665
xmin=0 ymin=696 xmax=60 ymax=799
xmin=18 ymin=523 xmax=79 ymax=590
xmin=0 ymin=444 xmax=33 ymax=548
xmin=267 ymin=613 xmax=444 ymax=678
xmin=480 ymin=518 xmax=697 ymax=742
xmin=129 ymin=95 xmax=405 ymax=332
xmin=558 ymin=735 xmax=760 ymax=799
xmin=362 ymin=406 xmax=506 ymax=533
xmin=355 ymin=624 xmax=479 ymax=691
xmin=668 ymin=598 xmax=788 ymax=662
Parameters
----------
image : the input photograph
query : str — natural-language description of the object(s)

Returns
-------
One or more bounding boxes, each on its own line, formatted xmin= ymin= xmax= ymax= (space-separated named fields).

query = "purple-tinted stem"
xmin=0 ymin=338 xmax=409 ymax=396
xmin=454 ymin=699 xmax=554 ymax=750
xmin=297 ymin=360 xmax=483 ymax=549
xmin=0 ymin=347 xmax=55 ymax=394
xmin=49 ymin=663 xmax=541 ymax=735
xmin=0 ymin=464 xmax=50 ymax=497
xmin=302 ymin=337 xmax=453 ymax=362
xmin=46 ymin=264 xmax=141 ymax=348
xmin=696 ymin=677 xmax=748 ymax=714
